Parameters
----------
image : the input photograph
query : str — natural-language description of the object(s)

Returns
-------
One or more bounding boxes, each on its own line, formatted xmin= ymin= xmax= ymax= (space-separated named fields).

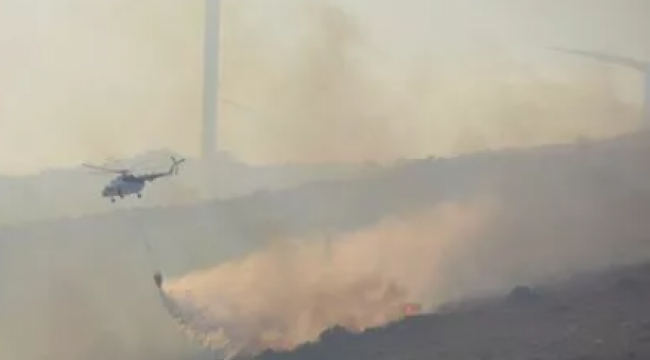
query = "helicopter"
xmin=83 ymin=156 xmax=186 ymax=202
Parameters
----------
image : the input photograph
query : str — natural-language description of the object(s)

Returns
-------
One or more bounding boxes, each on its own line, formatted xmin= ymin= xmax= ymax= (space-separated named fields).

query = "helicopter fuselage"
xmin=87 ymin=156 xmax=185 ymax=203
xmin=102 ymin=176 xmax=146 ymax=201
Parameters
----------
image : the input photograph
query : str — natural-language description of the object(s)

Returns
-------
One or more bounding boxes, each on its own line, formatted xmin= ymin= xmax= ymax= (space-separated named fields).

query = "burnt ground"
xmin=254 ymin=262 xmax=650 ymax=360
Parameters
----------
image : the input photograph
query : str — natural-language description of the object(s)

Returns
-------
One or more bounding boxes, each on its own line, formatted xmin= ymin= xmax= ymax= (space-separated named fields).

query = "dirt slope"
xmin=255 ymin=262 xmax=650 ymax=360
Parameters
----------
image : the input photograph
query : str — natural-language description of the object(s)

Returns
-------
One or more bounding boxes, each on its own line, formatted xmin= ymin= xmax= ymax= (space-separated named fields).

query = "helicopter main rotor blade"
xmin=82 ymin=163 xmax=130 ymax=174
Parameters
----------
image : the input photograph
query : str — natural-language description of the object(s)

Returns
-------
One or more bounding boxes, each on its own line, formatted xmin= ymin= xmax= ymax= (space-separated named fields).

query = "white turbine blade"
xmin=550 ymin=47 xmax=649 ymax=71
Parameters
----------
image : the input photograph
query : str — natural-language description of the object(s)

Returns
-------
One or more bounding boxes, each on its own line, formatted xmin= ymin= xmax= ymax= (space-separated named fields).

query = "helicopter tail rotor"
xmin=170 ymin=157 xmax=186 ymax=175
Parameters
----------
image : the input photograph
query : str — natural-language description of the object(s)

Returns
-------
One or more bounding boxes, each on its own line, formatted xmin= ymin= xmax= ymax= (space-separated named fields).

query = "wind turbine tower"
xmin=202 ymin=0 xmax=221 ymax=159
xmin=551 ymin=47 xmax=650 ymax=127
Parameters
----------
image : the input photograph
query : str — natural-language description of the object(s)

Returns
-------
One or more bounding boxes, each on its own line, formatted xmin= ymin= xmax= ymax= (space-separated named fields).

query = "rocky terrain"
xmin=256 ymin=262 xmax=650 ymax=360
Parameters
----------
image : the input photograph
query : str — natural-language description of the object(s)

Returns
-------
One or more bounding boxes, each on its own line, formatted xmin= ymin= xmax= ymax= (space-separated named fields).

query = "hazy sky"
xmin=0 ymin=0 xmax=649 ymax=174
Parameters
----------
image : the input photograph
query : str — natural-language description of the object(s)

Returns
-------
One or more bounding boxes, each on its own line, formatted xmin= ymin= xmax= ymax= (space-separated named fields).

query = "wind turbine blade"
xmin=550 ymin=47 xmax=649 ymax=71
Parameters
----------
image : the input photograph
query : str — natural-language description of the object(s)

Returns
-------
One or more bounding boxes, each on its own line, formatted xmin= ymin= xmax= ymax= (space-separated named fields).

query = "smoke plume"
xmin=0 ymin=0 xmax=643 ymax=173
xmin=159 ymin=198 xmax=495 ymax=356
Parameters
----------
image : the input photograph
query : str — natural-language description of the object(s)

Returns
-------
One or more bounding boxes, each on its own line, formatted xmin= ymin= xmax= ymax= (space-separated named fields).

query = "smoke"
xmin=0 ymin=0 xmax=645 ymax=173
xmin=158 ymin=198 xmax=496 ymax=356
xmin=218 ymin=0 xmax=642 ymax=164
xmin=0 ymin=0 xmax=203 ymax=173
xmin=0 ymin=1 xmax=648 ymax=359
xmin=0 ymin=227 xmax=216 ymax=360
xmin=4 ymin=130 xmax=650 ymax=360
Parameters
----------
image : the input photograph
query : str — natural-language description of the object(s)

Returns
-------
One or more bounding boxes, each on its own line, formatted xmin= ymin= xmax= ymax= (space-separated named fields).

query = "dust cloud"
xmin=159 ymin=198 xmax=495 ymax=356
